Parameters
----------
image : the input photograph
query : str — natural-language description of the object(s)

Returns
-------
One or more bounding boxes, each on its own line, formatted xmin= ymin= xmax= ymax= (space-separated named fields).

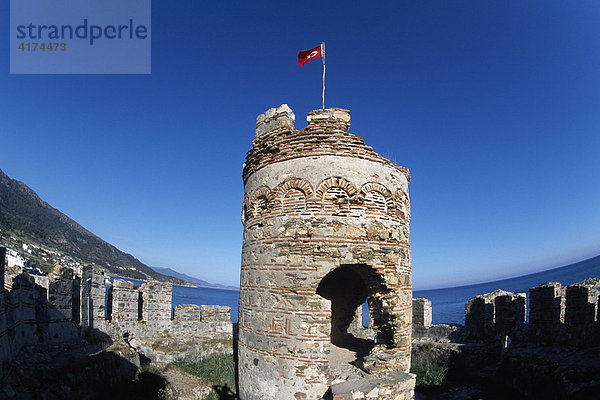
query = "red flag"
xmin=298 ymin=44 xmax=322 ymax=67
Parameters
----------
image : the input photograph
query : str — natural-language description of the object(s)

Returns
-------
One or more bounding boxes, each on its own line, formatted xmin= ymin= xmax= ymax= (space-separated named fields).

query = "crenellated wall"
xmin=140 ymin=281 xmax=172 ymax=330
xmin=412 ymin=298 xmax=432 ymax=328
xmin=0 ymin=246 xmax=234 ymax=377
xmin=464 ymin=278 xmax=600 ymax=346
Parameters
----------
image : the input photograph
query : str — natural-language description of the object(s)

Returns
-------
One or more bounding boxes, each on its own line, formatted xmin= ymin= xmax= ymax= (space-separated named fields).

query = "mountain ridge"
xmin=151 ymin=266 xmax=238 ymax=290
xmin=0 ymin=168 xmax=185 ymax=284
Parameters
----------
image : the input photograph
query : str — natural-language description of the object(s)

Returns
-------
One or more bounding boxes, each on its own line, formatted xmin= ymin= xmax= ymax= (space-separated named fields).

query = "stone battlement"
xmin=0 ymin=250 xmax=233 ymax=375
xmin=243 ymin=105 xmax=409 ymax=183
xmin=463 ymin=279 xmax=600 ymax=346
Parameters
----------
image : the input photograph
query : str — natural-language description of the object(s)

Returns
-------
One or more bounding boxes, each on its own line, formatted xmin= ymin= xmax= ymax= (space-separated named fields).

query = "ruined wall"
xmin=0 ymin=251 xmax=234 ymax=380
xmin=238 ymin=105 xmax=414 ymax=400
xmin=81 ymin=265 xmax=107 ymax=329
xmin=111 ymin=279 xmax=140 ymax=329
xmin=412 ymin=298 xmax=432 ymax=328
xmin=46 ymin=266 xmax=78 ymax=341
xmin=141 ymin=281 xmax=172 ymax=330
xmin=465 ymin=289 xmax=526 ymax=340
xmin=465 ymin=279 xmax=599 ymax=346
xmin=0 ymin=247 xmax=5 ymax=289
xmin=529 ymin=282 xmax=565 ymax=342
xmin=563 ymin=278 xmax=599 ymax=346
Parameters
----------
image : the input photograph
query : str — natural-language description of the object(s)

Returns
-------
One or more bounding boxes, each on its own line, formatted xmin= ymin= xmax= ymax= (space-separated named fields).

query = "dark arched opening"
xmin=316 ymin=263 xmax=396 ymax=359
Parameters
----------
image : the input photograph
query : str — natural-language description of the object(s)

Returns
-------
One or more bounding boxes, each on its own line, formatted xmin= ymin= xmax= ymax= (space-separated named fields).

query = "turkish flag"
xmin=298 ymin=45 xmax=322 ymax=67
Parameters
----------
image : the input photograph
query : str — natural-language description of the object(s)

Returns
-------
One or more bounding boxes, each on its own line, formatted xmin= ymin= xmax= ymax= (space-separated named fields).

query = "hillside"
xmin=152 ymin=267 xmax=238 ymax=290
xmin=0 ymin=168 xmax=185 ymax=284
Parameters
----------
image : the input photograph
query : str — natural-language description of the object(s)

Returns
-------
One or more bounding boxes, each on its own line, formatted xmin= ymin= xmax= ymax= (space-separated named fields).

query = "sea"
xmin=125 ymin=254 xmax=600 ymax=325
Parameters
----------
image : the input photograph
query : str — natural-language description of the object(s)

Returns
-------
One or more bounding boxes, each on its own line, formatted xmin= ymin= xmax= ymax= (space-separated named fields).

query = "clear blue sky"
xmin=1 ymin=1 xmax=599 ymax=289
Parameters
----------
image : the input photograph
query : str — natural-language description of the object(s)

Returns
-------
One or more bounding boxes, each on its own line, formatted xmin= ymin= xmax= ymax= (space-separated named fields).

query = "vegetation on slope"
xmin=0 ymin=168 xmax=185 ymax=285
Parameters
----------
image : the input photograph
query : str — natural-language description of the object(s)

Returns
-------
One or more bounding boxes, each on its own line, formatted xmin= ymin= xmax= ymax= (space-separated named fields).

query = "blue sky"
xmin=1 ymin=1 xmax=599 ymax=289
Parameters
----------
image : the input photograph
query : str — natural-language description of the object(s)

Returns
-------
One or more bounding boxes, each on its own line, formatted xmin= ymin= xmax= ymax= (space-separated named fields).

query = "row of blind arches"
xmin=242 ymin=177 xmax=409 ymax=224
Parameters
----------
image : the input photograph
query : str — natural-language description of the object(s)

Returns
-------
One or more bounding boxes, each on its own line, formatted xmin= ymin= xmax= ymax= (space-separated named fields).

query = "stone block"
xmin=112 ymin=279 xmax=139 ymax=325
xmin=529 ymin=282 xmax=565 ymax=343
xmin=412 ymin=298 xmax=432 ymax=328
xmin=81 ymin=265 xmax=107 ymax=328
xmin=140 ymin=281 xmax=172 ymax=328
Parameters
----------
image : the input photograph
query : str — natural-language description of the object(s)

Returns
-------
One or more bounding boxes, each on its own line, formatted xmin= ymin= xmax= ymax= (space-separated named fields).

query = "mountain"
xmin=0 ymin=168 xmax=185 ymax=285
xmin=151 ymin=267 xmax=238 ymax=291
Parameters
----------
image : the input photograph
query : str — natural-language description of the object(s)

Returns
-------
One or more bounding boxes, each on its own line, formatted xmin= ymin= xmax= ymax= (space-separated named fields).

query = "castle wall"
xmin=529 ymin=282 xmax=565 ymax=342
xmin=0 ymin=247 xmax=5 ymax=288
xmin=239 ymin=106 xmax=414 ymax=400
xmin=465 ymin=294 xmax=495 ymax=339
xmin=464 ymin=280 xmax=599 ymax=346
xmin=0 ymin=256 xmax=234 ymax=379
xmin=140 ymin=281 xmax=172 ymax=330
xmin=46 ymin=266 xmax=78 ymax=341
xmin=494 ymin=291 xmax=526 ymax=336
xmin=81 ymin=265 xmax=106 ymax=329
xmin=413 ymin=298 xmax=432 ymax=328
xmin=0 ymin=286 xmax=10 ymax=370
xmin=563 ymin=279 xmax=599 ymax=345
xmin=111 ymin=279 xmax=140 ymax=329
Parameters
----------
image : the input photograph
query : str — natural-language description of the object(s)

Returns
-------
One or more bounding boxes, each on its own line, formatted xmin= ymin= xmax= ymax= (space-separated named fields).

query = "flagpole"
xmin=321 ymin=41 xmax=325 ymax=109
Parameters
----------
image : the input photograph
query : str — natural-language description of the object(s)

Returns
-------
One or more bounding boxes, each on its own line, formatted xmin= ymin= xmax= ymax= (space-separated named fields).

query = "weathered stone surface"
xmin=529 ymin=282 xmax=565 ymax=343
xmin=412 ymin=298 xmax=432 ymax=328
xmin=111 ymin=279 xmax=139 ymax=329
xmin=239 ymin=106 xmax=414 ymax=399
xmin=465 ymin=289 xmax=526 ymax=340
xmin=563 ymin=278 xmax=600 ymax=346
xmin=140 ymin=281 xmax=172 ymax=330
xmin=46 ymin=266 xmax=78 ymax=342
xmin=81 ymin=265 xmax=106 ymax=329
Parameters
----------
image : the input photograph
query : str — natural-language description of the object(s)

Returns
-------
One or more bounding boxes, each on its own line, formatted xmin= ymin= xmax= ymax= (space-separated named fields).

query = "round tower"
xmin=238 ymin=105 xmax=414 ymax=399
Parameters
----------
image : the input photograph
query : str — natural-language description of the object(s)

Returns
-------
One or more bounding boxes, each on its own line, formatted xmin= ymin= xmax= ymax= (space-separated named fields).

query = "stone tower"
xmin=239 ymin=105 xmax=415 ymax=399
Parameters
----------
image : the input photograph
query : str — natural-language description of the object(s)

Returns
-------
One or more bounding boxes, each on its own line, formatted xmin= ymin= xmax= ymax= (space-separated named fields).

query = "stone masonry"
xmin=412 ymin=298 xmax=432 ymax=328
xmin=563 ymin=278 xmax=599 ymax=346
xmin=46 ymin=265 xmax=79 ymax=341
xmin=140 ymin=281 xmax=172 ymax=330
xmin=464 ymin=280 xmax=600 ymax=346
xmin=81 ymin=265 xmax=107 ymax=329
xmin=238 ymin=105 xmax=415 ymax=400
xmin=1 ymin=246 xmax=234 ymax=378
xmin=112 ymin=279 xmax=140 ymax=329
xmin=529 ymin=282 xmax=565 ymax=342
xmin=465 ymin=289 xmax=526 ymax=340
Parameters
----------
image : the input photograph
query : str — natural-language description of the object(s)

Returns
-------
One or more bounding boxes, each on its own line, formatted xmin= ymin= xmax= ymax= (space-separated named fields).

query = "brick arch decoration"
xmin=393 ymin=190 xmax=410 ymax=222
xmin=250 ymin=186 xmax=273 ymax=218
xmin=241 ymin=195 xmax=250 ymax=225
xmin=356 ymin=182 xmax=395 ymax=217
xmin=315 ymin=177 xmax=358 ymax=214
xmin=314 ymin=177 xmax=358 ymax=199
xmin=272 ymin=178 xmax=314 ymax=213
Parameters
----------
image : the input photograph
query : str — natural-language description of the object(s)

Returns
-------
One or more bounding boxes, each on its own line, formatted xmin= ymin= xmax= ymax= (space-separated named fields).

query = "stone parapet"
xmin=140 ymin=281 xmax=172 ymax=329
xmin=413 ymin=298 xmax=432 ymax=328
xmin=243 ymin=106 xmax=409 ymax=184
xmin=465 ymin=289 xmax=526 ymax=340
xmin=81 ymin=265 xmax=107 ymax=328
xmin=563 ymin=278 xmax=600 ymax=346
xmin=529 ymin=282 xmax=565 ymax=343
xmin=112 ymin=279 xmax=139 ymax=326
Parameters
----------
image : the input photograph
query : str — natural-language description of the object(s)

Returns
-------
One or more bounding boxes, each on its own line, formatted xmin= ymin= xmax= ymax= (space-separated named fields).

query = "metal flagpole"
xmin=321 ymin=41 xmax=325 ymax=109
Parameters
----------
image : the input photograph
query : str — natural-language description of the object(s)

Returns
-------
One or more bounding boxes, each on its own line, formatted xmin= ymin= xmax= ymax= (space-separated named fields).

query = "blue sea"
xmin=125 ymin=255 xmax=600 ymax=325
xmin=413 ymin=254 xmax=600 ymax=325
